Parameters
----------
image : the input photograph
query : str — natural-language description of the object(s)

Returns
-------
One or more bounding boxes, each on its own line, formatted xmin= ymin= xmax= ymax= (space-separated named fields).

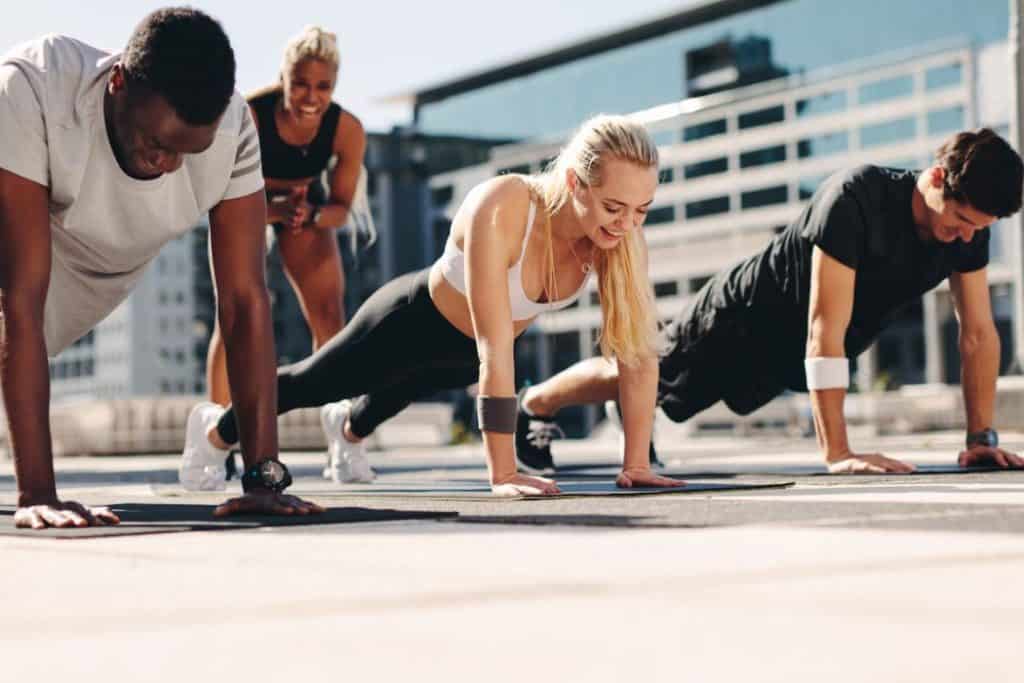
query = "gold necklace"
xmin=566 ymin=240 xmax=593 ymax=274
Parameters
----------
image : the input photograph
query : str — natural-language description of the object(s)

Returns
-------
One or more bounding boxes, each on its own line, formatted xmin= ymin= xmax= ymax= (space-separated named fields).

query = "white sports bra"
xmin=437 ymin=201 xmax=592 ymax=321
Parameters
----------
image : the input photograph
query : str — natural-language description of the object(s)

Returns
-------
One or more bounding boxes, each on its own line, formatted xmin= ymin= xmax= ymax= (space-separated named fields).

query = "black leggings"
xmin=215 ymin=268 xmax=479 ymax=444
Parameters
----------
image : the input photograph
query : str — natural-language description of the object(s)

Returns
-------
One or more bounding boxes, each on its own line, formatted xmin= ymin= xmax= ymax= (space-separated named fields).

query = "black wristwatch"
xmin=966 ymin=427 xmax=999 ymax=449
xmin=241 ymin=459 xmax=293 ymax=493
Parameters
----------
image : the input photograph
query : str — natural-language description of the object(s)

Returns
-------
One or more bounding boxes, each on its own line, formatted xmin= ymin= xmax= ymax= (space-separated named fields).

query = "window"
xmin=684 ymin=157 xmax=728 ymax=179
xmin=431 ymin=185 xmax=453 ymax=206
xmin=926 ymin=62 xmax=962 ymax=91
xmin=796 ymin=90 xmax=847 ymax=118
xmin=690 ymin=275 xmax=711 ymax=292
xmin=738 ymin=105 xmax=785 ymax=130
xmin=658 ymin=167 xmax=675 ymax=184
xmin=860 ymin=117 xmax=916 ymax=148
xmin=645 ymin=206 xmax=676 ymax=226
xmin=797 ymin=131 xmax=848 ymax=159
xmin=739 ymin=145 xmax=786 ymax=169
xmin=497 ymin=164 xmax=530 ymax=176
xmin=742 ymin=185 xmax=788 ymax=209
xmin=927 ymin=105 xmax=965 ymax=136
xmin=858 ymin=74 xmax=914 ymax=105
xmin=653 ymin=281 xmax=679 ymax=298
xmin=686 ymin=195 xmax=730 ymax=219
xmin=683 ymin=118 xmax=726 ymax=142
xmin=798 ymin=174 xmax=829 ymax=200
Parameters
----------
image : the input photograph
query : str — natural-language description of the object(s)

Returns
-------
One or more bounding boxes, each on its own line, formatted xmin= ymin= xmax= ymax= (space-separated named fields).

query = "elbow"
xmin=217 ymin=286 xmax=271 ymax=333
xmin=805 ymin=319 xmax=844 ymax=358
xmin=960 ymin=323 xmax=999 ymax=358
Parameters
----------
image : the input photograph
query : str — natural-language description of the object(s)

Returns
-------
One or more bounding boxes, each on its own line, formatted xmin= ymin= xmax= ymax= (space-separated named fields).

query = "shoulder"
xmin=2 ymin=35 xmax=108 ymax=107
xmin=335 ymin=107 xmax=365 ymax=146
xmin=215 ymin=91 xmax=255 ymax=137
xmin=246 ymin=84 xmax=279 ymax=108
xmin=470 ymin=174 xmax=533 ymax=223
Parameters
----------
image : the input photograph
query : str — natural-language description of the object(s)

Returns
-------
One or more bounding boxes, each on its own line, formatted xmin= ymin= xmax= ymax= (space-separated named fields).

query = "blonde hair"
xmin=524 ymin=114 xmax=661 ymax=366
xmin=281 ymin=26 xmax=340 ymax=75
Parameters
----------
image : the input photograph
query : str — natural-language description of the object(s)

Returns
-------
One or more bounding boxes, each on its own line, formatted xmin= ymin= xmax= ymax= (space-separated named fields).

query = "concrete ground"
xmin=2 ymin=432 xmax=1022 ymax=682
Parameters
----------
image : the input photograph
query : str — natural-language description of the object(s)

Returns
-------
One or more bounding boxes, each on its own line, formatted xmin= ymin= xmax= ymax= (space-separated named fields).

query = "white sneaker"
xmin=180 ymin=402 xmax=229 ymax=491
xmin=320 ymin=400 xmax=376 ymax=484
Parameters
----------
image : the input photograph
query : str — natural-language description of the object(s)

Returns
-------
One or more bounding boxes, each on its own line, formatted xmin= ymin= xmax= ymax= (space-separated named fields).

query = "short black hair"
xmin=121 ymin=7 xmax=235 ymax=126
xmin=936 ymin=128 xmax=1024 ymax=218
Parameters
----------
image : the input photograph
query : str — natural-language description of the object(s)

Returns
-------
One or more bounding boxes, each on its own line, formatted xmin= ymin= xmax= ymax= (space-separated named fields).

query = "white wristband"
xmin=804 ymin=357 xmax=849 ymax=390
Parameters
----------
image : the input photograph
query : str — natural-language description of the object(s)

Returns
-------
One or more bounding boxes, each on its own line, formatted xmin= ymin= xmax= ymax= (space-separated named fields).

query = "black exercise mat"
xmin=0 ymin=503 xmax=457 ymax=539
xmin=555 ymin=463 xmax=1021 ymax=478
xmin=315 ymin=480 xmax=794 ymax=501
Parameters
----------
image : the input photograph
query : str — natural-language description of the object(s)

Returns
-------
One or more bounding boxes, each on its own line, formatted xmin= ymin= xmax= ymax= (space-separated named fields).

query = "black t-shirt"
xmin=679 ymin=165 xmax=990 ymax=388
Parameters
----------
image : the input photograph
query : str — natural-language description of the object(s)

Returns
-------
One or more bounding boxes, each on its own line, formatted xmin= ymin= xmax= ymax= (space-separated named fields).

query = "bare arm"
xmin=464 ymin=179 xmax=558 ymax=494
xmin=208 ymin=190 xmax=278 ymax=466
xmin=0 ymin=168 xmax=55 ymax=506
xmin=806 ymin=247 xmax=913 ymax=473
xmin=949 ymin=268 xmax=1022 ymax=468
xmin=614 ymin=238 xmax=685 ymax=488
xmin=311 ymin=110 xmax=366 ymax=230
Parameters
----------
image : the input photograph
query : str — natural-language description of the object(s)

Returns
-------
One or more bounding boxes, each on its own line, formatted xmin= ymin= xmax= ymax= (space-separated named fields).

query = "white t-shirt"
xmin=0 ymin=35 xmax=264 ymax=354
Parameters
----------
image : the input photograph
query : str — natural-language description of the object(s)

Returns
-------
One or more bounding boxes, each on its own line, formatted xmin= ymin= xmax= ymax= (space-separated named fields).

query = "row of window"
xmin=676 ymin=62 xmax=963 ymax=144
xmin=661 ymin=105 xmax=964 ymax=185
xmin=49 ymin=358 xmax=95 ymax=380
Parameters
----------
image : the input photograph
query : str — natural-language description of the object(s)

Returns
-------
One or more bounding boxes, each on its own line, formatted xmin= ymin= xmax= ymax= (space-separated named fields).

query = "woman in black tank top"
xmin=206 ymin=26 xmax=367 ymax=408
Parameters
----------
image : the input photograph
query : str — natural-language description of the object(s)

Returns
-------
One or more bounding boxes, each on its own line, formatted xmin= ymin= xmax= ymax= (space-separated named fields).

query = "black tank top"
xmin=249 ymin=88 xmax=342 ymax=180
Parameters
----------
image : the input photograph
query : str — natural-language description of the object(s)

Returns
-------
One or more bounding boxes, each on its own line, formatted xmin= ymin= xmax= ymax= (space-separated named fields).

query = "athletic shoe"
xmin=320 ymin=400 xmax=376 ymax=484
xmin=180 ymin=402 xmax=229 ymax=491
xmin=603 ymin=400 xmax=663 ymax=467
xmin=515 ymin=404 xmax=562 ymax=472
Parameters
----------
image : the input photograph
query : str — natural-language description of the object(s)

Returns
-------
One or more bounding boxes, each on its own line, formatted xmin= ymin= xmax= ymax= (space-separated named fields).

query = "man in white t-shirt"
xmin=0 ymin=7 xmax=321 ymax=528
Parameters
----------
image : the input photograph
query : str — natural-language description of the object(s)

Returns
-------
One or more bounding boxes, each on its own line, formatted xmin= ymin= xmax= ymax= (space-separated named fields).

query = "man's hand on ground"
xmin=616 ymin=467 xmax=686 ymax=488
xmin=214 ymin=491 xmax=324 ymax=517
xmin=826 ymin=452 xmax=916 ymax=474
xmin=14 ymin=499 xmax=120 ymax=529
xmin=958 ymin=445 xmax=1024 ymax=469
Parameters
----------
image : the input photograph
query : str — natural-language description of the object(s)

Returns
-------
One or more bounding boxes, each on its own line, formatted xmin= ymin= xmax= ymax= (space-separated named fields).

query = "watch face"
xmin=260 ymin=460 xmax=285 ymax=483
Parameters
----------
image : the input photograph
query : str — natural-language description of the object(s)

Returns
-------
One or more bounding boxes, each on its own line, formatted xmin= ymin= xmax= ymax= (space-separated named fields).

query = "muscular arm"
xmin=806 ymin=247 xmax=914 ymax=473
xmin=208 ymin=190 xmax=278 ymax=466
xmin=464 ymin=180 xmax=523 ymax=485
xmin=949 ymin=268 xmax=999 ymax=432
xmin=0 ymin=168 xmax=55 ymax=506
xmin=805 ymin=247 xmax=855 ymax=461
xmin=312 ymin=111 xmax=366 ymax=229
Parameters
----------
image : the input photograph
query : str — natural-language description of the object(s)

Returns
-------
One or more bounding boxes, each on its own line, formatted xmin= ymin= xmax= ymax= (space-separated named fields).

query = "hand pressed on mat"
xmin=827 ymin=452 xmax=916 ymax=474
xmin=214 ymin=491 xmax=324 ymax=517
xmin=616 ymin=467 xmax=686 ymax=488
xmin=491 ymin=473 xmax=561 ymax=497
xmin=958 ymin=444 xmax=1024 ymax=469
xmin=15 ymin=499 xmax=120 ymax=529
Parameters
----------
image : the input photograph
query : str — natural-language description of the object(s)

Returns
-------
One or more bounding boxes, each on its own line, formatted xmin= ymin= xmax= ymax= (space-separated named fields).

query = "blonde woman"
xmin=205 ymin=26 xmax=365 ymax=411
xmin=182 ymin=114 xmax=685 ymax=503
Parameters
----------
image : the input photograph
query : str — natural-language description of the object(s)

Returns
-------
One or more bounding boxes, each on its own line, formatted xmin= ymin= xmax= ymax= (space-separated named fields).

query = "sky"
xmin=0 ymin=0 xmax=696 ymax=132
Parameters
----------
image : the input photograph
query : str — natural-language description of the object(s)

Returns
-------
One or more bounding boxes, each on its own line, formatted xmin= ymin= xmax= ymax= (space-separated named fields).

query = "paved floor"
xmin=1 ymin=432 xmax=1022 ymax=681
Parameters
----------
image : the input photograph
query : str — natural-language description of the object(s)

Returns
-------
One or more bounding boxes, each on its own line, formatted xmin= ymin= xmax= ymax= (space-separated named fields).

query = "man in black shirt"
xmin=517 ymin=128 xmax=1024 ymax=474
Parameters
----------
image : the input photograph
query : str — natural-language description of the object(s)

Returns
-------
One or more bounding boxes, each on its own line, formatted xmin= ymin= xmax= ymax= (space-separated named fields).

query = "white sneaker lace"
xmin=527 ymin=420 xmax=565 ymax=449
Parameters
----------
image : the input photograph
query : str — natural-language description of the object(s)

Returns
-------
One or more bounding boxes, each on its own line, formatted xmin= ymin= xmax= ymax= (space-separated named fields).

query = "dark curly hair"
xmin=935 ymin=128 xmax=1023 ymax=218
xmin=120 ymin=7 xmax=235 ymax=126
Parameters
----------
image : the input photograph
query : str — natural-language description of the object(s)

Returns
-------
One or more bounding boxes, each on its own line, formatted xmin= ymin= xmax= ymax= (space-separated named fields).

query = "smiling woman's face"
xmin=571 ymin=157 xmax=658 ymax=250
xmin=281 ymin=58 xmax=336 ymax=124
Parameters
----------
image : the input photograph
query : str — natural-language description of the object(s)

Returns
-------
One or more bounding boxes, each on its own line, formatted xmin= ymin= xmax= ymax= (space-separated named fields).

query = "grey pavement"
xmin=2 ymin=432 xmax=1022 ymax=681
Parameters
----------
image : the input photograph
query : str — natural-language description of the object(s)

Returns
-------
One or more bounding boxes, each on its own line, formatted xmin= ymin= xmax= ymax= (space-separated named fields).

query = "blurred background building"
xmin=46 ymin=0 xmax=1018 ymax=438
